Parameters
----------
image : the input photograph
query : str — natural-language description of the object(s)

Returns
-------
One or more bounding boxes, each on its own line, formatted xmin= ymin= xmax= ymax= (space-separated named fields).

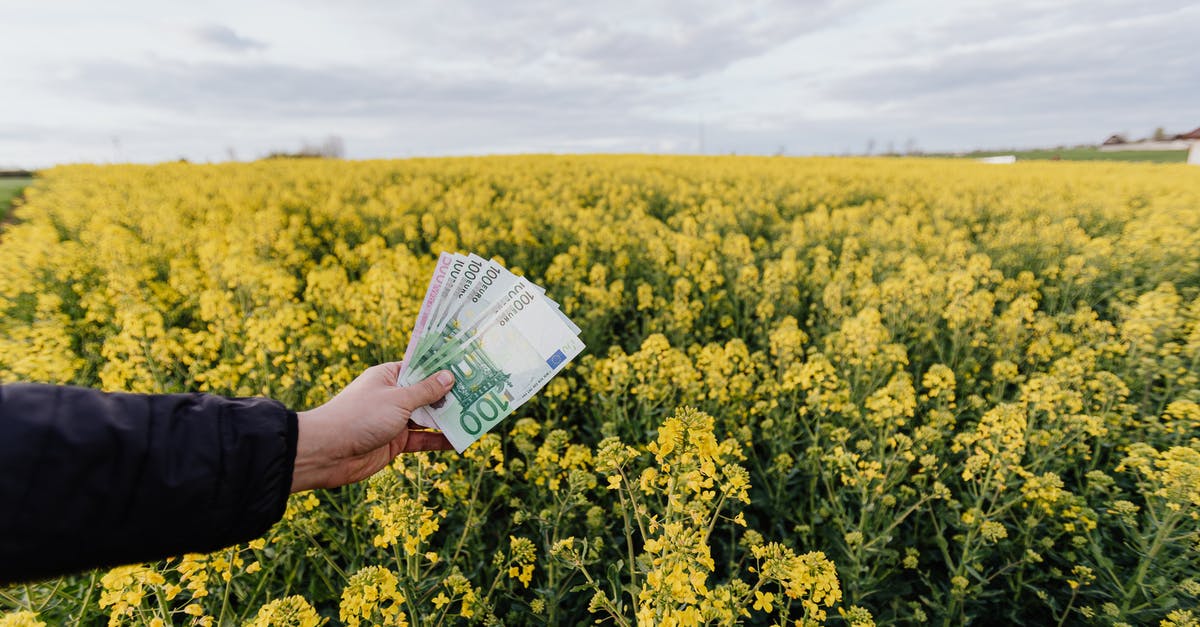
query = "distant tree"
xmin=263 ymin=135 xmax=346 ymax=160
xmin=1153 ymin=127 xmax=1167 ymax=141
xmin=320 ymin=135 xmax=345 ymax=159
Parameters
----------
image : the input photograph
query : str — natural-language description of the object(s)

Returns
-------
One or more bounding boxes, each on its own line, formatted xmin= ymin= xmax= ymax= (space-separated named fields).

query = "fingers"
xmin=400 ymin=429 xmax=454 ymax=453
xmin=390 ymin=423 xmax=453 ymax=455
xmin=371 ymin=361 xmax=405 ymax=384
xmin=395 ymin=370 xmax=455 ymax=410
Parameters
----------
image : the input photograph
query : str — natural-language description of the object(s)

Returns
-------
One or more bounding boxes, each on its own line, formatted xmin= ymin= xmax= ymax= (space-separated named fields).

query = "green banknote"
xmin=399 ymin=253 xmax=584 ymax=451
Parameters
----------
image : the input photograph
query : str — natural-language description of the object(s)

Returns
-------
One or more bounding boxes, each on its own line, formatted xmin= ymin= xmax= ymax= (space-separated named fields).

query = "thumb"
xmin=396 ymin=370 xmax=455 ymax=409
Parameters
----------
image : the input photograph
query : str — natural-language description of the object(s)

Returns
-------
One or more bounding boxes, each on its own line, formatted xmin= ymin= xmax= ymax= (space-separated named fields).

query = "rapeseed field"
xmin=1 ymin=155 xmax=1198 ymax=625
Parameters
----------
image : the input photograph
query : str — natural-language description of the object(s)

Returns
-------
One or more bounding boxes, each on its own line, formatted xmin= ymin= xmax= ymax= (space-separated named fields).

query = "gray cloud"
xmin=556 ymin=0 xmax=862 ymax=78
xmin=908 ymin=0 xmax=1197 ymax=54
xmin=817 ymin=2 xmax=1200 ymax=147
xmin=43 ymin=55 xmax=696 ymax=159
xmin=192 ymin=24 xmax=267 ymax=53
xmin=64 ymin=58 xmax=659 ymax=121
xmin=352 ymin=0 xmax=862 ymax=79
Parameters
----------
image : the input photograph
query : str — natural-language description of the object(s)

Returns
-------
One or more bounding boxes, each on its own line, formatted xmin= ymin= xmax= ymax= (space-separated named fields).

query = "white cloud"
xmin=0 ymin=0 xmax=1196 ymax=166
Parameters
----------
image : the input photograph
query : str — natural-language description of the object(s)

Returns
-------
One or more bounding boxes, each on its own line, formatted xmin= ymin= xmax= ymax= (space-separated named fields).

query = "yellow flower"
xmin=0 ymin=612 xmax=46 ymax=627
xmin=369 ymin=493 xmax=440 ymax=553
xmin=340 ymin=566 xmax=407 ymax=627
xmin=98 ymin=564 xmax=163 ymax=624
xmin=508 ymin=563 xmax=535 ymax=587
xmin=753 ymin=590 xmax=775 ymax=613
xmin=245 ymin=596 xmax=323 ymax=627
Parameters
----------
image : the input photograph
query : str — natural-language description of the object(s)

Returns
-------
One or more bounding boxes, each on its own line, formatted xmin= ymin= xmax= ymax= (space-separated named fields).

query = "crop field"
xmin=1 ymin=156 xmax=1198 ymax=626
xmin=0 ymin=178 xmax=31 ymax=223
xmin=932 ymin=148 xmax=1190 ymax=163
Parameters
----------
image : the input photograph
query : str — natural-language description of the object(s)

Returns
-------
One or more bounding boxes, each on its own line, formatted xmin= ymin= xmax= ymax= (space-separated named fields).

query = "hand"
xmin=290 ymin=362 xmax=454 ymax=492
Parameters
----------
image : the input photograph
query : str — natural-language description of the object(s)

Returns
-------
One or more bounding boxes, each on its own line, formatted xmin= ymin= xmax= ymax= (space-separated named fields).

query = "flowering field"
xmin=1 ymin=156 xmax=1199 ymax=626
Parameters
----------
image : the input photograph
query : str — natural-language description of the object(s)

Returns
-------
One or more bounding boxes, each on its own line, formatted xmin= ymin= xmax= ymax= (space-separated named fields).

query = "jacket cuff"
xmin=260 ymin=406 xmax=298 ymax=532
xmin=221 ymin=400 xmax=298 ymax=546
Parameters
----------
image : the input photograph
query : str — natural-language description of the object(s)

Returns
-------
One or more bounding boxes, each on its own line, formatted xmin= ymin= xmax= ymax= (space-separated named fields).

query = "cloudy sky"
xmin=2 ymin=0 xmax=1197 ymax=167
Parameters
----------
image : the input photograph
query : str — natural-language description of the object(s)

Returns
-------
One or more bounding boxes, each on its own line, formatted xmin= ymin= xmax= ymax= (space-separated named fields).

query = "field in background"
xmin=931 ymin=147 xmax=1190 ymax=163
xmin=1 ymin=156 xmax=1198 ymax=626
xmin=0 ymin=178 xmax=31 ymax=221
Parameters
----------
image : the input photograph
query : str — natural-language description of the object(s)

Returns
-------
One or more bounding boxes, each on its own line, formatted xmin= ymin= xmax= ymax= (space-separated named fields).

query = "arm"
xmin=0 ymin=362 xmax=453 ymax=585
xmin=0 ymin=384 xmax=296 ymax=584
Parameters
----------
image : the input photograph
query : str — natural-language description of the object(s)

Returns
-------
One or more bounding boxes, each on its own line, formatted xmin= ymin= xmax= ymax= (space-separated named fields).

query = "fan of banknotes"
xmin=397 ymin=253 xmax=585 ymax=452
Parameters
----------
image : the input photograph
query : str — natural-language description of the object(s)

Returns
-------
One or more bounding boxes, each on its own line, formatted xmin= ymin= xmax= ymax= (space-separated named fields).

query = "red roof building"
xmin=1175 ymin=127 xmax=1200 ymax=140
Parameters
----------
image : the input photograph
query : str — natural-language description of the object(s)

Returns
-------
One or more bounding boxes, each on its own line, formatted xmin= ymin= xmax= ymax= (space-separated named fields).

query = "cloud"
xmin=363 ymin=0 xmax=864 ymax=79
xmin=557 ymin=0 xmax=861 ymax=78
xmin=39 ymin=54 xmax=698 ymax=159
xmin=816 ymin=2 xmax=1200 ymax=144
xmin=62 ymin=58 xmax=660 ymax=120
xmin=191 ymin=24 xmax=267 ymax=53
xmin=6 ymin=0 xmax=1199 ymax=164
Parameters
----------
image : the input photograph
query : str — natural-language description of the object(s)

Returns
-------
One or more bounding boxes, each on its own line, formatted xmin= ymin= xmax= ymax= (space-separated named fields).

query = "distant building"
xmin=1175 ymin=127 xmax=1200 ymax=141
xmin=1100 ymin=126 xmax=1199 ymax=152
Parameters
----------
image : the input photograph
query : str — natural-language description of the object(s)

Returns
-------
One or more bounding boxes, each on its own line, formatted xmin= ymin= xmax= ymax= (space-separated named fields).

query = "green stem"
xmin=571 ymin=556 xmax=631 ymax=627
xmin=1055 ymin=587 xmax=1078 ymax=627
xmin=299 ymin=524 xmax=347 ymax=591
xmin=75 ymin=572 xmax=99 ymax=625
xmin=619 ymin=488 xmax=639 ymax=603
xmin=1120 ymin=509 xmax=1178 ymax=614
xmin=156 ymin=579 xmax=173 ymax=624
xmin=449 ymin=461 xmax=487 ymax=566
xmin=218 ymin=546 xmax=236 ymax=625
xmin=702 ymin=491 xmax=730 ymax=545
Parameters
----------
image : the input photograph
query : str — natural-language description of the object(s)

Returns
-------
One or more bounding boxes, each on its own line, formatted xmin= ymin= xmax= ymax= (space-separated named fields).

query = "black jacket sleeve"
xmin=0 ymin=383 xmax=298 ymax=584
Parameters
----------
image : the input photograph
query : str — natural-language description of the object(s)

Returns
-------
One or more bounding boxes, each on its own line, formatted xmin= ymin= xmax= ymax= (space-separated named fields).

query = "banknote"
xmin=399 ymin=253 xmax=584 ymax=448
xmin=404 ymin=286 xmax=584 ymax=451
xmin=401 ymin=252 xmax=455 ymax=368
xmin=406 ymin=262 xmax=537 ymax=381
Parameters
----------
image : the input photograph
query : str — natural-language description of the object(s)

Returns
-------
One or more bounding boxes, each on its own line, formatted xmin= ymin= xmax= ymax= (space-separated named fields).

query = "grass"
xmin=930 ymin=146 xmax=1190 ymax=163
xmin=0 ymin=177 xmax=32 ymax=222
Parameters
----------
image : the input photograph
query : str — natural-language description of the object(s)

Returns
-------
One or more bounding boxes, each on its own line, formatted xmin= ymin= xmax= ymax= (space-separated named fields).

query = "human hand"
xmin=290 ymin=362 xmax=454 ymax=492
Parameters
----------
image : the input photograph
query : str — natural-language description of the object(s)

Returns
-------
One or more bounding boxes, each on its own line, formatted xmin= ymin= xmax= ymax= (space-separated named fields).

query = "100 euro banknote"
xmin=399 ymin=254 xmax=584 ymax=452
